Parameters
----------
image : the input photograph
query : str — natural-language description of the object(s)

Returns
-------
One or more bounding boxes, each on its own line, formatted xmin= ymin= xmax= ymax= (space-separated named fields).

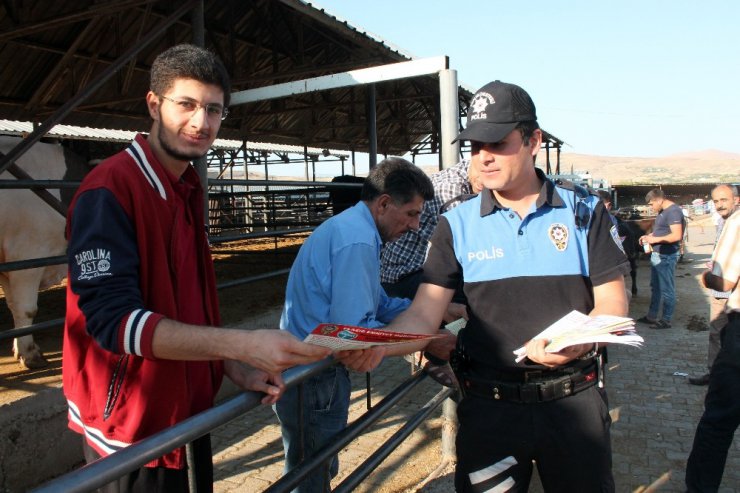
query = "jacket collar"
xmin=124 ymin=134 xmax=201 ymax=201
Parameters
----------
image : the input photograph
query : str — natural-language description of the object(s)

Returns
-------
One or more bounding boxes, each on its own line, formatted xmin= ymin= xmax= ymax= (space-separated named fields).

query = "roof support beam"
xmin=231 ymin=56 xmax=449 ymax=105
xmin=0 ymin=0 xmax=156 ymax=42
xmin=366 ymin=84 xmax=377 ymax=168
xmin=26 ymin=18 xmax=103 ymax=112
xmin=121 ymin=3 xmax=154 ymax=94
xmin=0 ymin=0 xmax=198 ymax=176
xmin=439 ymin=69 xmax=459 ymax=169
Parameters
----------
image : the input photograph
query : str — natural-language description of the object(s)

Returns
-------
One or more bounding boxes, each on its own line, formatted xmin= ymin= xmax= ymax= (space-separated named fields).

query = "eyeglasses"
xmin=158 ymin=94 xmax=229 ymax=121
xmin=574 ymin=185 xmax=592 ymax=230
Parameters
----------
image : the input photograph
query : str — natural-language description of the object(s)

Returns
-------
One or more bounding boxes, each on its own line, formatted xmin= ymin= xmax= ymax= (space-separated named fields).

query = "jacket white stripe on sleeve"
xmin=123 ymin=309 xmax=153 ymax=356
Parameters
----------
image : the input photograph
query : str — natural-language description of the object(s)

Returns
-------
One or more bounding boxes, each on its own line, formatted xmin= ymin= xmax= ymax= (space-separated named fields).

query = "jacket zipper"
xmin=103 ymin=354 xmax=129 ymax=420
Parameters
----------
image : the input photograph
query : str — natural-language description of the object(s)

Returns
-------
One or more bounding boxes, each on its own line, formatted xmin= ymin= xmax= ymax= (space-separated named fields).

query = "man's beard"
xmin=158 ymin=126 xmax=207 ymax=162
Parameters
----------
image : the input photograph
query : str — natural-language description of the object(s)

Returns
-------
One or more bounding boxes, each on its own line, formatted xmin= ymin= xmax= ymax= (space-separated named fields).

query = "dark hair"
xmin=516 ymin=120 xmax=540 ymax=143
xmin=150 ymin=44 xmax=231 ymax=107
xmin=645 ymin=188 xmax=664 ymax=202
xmin=361 ymin=157 xmax=434 ymax=204
xmin=597 ymin=190 xmax=612 ymax=203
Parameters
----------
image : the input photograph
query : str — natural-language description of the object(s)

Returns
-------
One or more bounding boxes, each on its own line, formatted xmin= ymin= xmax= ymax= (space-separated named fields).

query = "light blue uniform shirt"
xmin=280 ymin=201 xmax=411 ymax=339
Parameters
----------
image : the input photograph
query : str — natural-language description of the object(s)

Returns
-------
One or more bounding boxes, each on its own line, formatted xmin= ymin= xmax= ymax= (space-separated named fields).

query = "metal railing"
xmin=7 ymin=176 xmax=445 ymax=492
xmin=31 ymin=358 xmax=451 ymax=493
xmin=0 ymin=267 xmax=295 ymax=343
xmin=0 ymin=180 xmax=362 ymax=342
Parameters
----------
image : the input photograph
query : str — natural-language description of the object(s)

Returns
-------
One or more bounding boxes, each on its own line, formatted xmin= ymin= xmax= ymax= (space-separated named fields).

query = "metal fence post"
xmin=440 ymin=398 xmax=457 ymax=463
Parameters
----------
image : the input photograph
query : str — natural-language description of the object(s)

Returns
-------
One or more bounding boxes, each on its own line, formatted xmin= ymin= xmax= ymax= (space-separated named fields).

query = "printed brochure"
xmin=304 ymin=323 xmax=441 ymax=350
xmin=513 ymin=310 xmax=643 ymax=363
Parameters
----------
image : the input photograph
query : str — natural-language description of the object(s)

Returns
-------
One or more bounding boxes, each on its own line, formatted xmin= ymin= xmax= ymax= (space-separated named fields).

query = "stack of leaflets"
xmin=444 ymin=317 xmax=467 ymax=336
xmin=304 ymin=323 xmax=442 ymax=350
xmin=513 ymin=310 xmax=643 ymax=363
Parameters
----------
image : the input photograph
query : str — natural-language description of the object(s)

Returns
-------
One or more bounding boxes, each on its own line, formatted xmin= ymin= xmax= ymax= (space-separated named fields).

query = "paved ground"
xmin=3 ymin=218 xmax=737 ymax=492
xmin=209 ymin=218 xmax=740 ymax=492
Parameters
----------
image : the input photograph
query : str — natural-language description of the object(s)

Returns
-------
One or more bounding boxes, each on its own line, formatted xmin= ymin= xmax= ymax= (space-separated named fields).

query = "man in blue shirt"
xmin=380 ymin=160 xmax=482 ymax=388
xmin=381 ymin=159 xmax=482 ymax=299
xmin=637 ymin=188 xmax=684 ymax=329
xmin=274 ymin=157 xmax=435 ymax=492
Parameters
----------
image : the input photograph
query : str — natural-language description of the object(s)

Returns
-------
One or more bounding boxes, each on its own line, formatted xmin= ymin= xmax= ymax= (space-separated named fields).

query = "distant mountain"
xmin=212 ymin=150 xmax=738 ymax=185
xmin=540 ymin=149 xmax=740 ymax=185
xmin=664 ymin=149 xmax=740 ymax=160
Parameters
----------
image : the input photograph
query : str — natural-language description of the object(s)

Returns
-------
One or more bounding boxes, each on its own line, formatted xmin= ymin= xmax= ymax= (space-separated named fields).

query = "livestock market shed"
xmin=0 ymin=0 xmax=473 ymax=164
xmin=0 ymin=0 xmax=566 ymax=171
xmin=0 ymin=1 xmax=568 ymax=490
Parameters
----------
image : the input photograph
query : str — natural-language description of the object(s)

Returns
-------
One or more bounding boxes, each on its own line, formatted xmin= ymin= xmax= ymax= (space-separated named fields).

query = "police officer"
xmin=373 ymin=80 xmax=630 ymax=491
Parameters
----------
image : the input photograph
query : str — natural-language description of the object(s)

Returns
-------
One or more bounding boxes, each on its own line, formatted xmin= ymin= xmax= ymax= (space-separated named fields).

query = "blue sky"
xmin=311 ymin=0 xmax=740 ymax=159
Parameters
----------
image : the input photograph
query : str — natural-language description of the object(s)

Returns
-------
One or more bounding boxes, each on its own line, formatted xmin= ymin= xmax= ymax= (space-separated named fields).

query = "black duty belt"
xmin=461 ymin=361 xmax=599 ymax=404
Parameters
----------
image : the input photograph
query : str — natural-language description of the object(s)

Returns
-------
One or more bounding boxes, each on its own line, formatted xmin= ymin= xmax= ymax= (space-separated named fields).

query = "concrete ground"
xmin=2 ymin=217 xmax=738 ymax=492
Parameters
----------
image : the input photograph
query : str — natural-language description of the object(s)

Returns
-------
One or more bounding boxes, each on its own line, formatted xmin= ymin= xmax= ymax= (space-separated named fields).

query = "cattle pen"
xmin=0 ymin=1 xmax=650 ymax=490
xmin=1 ymin=158 xmax=452 ymax=492
xmin=0 ymin=36 xmax=474 ymax=490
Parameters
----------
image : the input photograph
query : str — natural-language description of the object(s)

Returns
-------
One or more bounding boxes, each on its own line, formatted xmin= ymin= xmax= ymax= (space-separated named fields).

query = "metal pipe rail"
xmin=208 ymin=179 xmax=362 ymax=189
xmin=30 ymin=358 xmax=336 ymax=493
xmin=210 ymin=226 xmax=313 ymax=244
xmin=31 ymin=359 xmax=444 ymax=493
xmin=214 ymin=268 xmax=291 ymax=290
xmin=216 ymin=222 xmax=324 ymax=231
xmin=0 ymin=232 xmax=306 ymax=341
xmin=0 ymin=183 xmax=331 ymax=342
xmin=0 ymin=228 xmax=310 ymax=272
xmin=0 ymin=176 xmax=343 ymax=271
xmin=0 ymin=318 xmax=64 ymax=341
xmin=0 ymin=255 xmax=67 ymax=273
xmin=334 ymin=386 xmax=453 ymax=493
xmin=263 ymin=370 xmax=429 ymax=493
xmin=0 ymin=269 xmax=293 ymax=342
xmin=0 ymin=179 xmax=80 ymax=189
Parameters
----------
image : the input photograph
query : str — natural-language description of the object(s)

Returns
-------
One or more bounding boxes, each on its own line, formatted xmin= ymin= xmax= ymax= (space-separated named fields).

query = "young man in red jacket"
xmin=64 ymin=44 xmax=329 ymax=492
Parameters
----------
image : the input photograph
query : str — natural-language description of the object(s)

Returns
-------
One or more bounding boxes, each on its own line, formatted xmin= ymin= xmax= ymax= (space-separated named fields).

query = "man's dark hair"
xmin=516 ymin=120 xmax=540 ymax=143
xmin=645 ymin=188 xmax=665 ymax=202
xmin=150 ymin=44 xmax=231 ymax=106
xmin=361 ymin=157 xmax=434 ymax=204
xmin=597 ymin=190 xmax=612 ymax=203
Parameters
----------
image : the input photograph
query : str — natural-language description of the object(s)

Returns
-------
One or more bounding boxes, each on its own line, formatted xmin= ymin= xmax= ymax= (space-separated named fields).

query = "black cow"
xmin=329 ymin=175 xmax=365 ymax=215
xmin=617 ymin=217 xmax=655 ymax=296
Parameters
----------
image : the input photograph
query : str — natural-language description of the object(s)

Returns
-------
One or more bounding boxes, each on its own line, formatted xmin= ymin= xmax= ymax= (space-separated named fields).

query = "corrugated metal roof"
xmin=0 ymin=1 xmax=561 ymax=164
xmin=0 ymin=119 xmax=135 ymax=142
xmin=0 ymin=1 xmax=478 ymax=159
xmin=0 ymin=119 xmax=349 ymax=157
xmin=303 ymin=1 xmax=415 ymax=59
